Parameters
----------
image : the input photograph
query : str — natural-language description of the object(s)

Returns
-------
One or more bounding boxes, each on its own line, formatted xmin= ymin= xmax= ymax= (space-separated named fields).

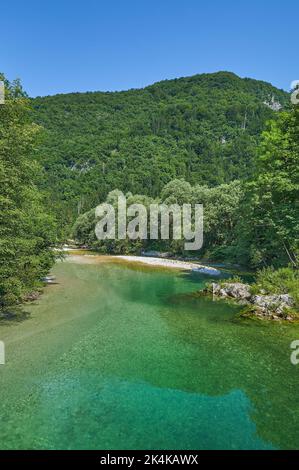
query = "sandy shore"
xmin=61 ymin=250 xmax=221 ymax=275
xmin=114 ymin=255 xmax=220 ymax=275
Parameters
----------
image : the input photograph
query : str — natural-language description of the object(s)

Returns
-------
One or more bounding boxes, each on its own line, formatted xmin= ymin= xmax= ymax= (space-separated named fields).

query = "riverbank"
xmin=202 ymin=281 xmax=298 ymax=321
xmin=114 ymin=255 xmax=221 ymax=274
xmin=60 ymin=249 xmax=222 ymax=274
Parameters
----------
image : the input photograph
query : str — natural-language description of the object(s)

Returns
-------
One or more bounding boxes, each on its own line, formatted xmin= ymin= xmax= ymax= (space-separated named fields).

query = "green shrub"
xmin=251 ymin=267 xmax=299 ymax=306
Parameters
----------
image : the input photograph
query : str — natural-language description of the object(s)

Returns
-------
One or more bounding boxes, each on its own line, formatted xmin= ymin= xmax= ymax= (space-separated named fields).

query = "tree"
xmin=238 ymin=105 xmax=299 ymax=268
xmin=0 ymin=75 xmax=57 ymax=311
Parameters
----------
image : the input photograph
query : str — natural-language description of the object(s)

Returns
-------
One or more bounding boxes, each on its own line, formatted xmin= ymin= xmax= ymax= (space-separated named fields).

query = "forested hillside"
xmin=73 ymin=102 xmax=299 ymax=272
xmin=32 ymin=72 xmax=289 ymax=227
xmin=0 ymin=71 xmax=297 ymax=314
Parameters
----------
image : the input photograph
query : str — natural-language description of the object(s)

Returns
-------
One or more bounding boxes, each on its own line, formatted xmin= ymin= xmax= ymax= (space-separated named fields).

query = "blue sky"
xmin=1 ymin=0 xmax=298 ymax=96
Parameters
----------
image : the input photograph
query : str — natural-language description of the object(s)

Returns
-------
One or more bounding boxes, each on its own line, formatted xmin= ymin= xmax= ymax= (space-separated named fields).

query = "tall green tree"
xmin=0 ymin=76 xmax=57 ymax=310
xmin=239 ymin=104 xmax=299 ymax=268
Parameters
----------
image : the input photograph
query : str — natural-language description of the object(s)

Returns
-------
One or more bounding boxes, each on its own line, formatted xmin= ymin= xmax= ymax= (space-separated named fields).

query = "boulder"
xmin=209 ymin=282 xmax=251 ymax=301
xmin=210 ymin=283 xmax=223 ymax=296
xmin=222 ymin=282 xmax=251 ymax=300
xmin=251 ymin=294 xmax=294 ymax=318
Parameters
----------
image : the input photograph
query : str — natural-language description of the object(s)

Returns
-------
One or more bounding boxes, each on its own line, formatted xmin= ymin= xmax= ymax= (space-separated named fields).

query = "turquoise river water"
xmin=0 ymin=256 xmax=298 ymax=449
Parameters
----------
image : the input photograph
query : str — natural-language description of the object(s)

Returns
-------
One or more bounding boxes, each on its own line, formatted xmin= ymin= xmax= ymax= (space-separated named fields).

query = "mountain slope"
xmin=32 ymin=71 xmax=289 ymax=224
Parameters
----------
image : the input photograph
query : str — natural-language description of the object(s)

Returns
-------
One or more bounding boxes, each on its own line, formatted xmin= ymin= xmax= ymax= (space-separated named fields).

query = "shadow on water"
xmin=156 ymin=294 xmax=299 ymax=449
xmin=0 ymin=308 xmax=31 ymax=324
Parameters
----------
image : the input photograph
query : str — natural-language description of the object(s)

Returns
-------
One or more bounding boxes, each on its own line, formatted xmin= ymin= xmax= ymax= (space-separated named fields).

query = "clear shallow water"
xmin=0 ymin=258 xmax=298 ymax=449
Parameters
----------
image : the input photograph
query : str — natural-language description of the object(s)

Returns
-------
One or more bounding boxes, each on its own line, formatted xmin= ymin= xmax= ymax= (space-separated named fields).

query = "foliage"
xmin=72 ymin=102 xmax=298 ymax=277
xmin=72 ymin=179 xmax=243 ymax=256
xmin=237 ymin=105 xmax=299 ymax=268
xmin=251 ymin=267 xmax=299 ymax=306
xmin=32 ymin=72 xmax=289 ymax=229
xmin=1 ymin=70 xmax=296 ymax=314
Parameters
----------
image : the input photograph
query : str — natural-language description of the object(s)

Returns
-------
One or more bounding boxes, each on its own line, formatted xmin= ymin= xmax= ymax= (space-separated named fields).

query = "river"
xmin=0 ymin=256 xmax=298 ymax=449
